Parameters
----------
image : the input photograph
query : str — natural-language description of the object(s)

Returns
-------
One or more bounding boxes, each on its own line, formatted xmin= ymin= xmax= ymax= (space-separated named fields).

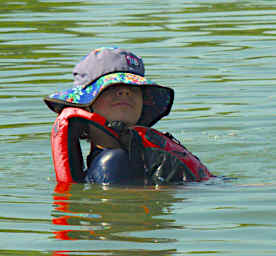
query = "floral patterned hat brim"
xmin=44 ymin=72 xmax=174 ymax=127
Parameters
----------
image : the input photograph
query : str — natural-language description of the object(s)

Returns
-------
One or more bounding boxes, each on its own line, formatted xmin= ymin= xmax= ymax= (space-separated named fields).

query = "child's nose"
xmin=116 ymin=86 xmax=131 ymax=96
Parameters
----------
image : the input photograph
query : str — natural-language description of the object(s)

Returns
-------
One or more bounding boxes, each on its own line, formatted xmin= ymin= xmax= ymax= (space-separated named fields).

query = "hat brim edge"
xmin=44 ymin=96 xmax=91 ymax=114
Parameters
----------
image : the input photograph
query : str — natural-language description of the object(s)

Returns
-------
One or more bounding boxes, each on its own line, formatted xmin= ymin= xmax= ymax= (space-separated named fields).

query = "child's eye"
xmin=102 ymin=86 xmax=117 ymax=95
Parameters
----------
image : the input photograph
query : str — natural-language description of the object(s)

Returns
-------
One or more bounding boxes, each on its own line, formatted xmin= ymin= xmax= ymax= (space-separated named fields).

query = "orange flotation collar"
xmin=51 ymin=107 xmax=119 ymax=183
xmin=51 ymin=107 xmax=213 ymax=184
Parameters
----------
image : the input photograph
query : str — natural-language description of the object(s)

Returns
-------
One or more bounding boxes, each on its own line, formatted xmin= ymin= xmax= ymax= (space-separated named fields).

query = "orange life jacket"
xmin=131 ymin=126 xmax=213 ymax=183
xmin=51 ymin=107 xmax=213 ymax=184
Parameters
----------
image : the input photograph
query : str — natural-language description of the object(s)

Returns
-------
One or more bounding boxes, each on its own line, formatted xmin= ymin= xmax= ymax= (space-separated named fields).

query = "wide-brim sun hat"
xmin=44 ymin=47 xmax=174 ymax=127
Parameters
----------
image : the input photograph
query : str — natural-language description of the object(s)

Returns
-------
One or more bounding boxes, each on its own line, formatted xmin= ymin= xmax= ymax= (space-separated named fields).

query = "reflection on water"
xmin=50 ymin=182 xmax=276 ymax=256
xmin=1 ymin=0 xmax=276 ymax=255
xmin=51 ymin=183 xmax=183 ymax=255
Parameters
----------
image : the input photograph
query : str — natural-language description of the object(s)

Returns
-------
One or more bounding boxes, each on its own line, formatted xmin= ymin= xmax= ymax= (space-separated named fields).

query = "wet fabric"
xmin=85 ymin=148 xmax=144 ymax=185
xmin=109 ymin=121 xmax=213 ymax=184
xmin=50 ymin=107 xmax=213 ymax=185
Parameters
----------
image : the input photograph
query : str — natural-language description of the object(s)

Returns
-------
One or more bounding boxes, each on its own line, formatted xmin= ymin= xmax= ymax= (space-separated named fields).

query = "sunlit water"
xmin=1 ymin=0 xmax=276 ymax=255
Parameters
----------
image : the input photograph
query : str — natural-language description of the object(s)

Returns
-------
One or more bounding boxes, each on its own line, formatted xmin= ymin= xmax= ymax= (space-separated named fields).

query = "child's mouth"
xmin=112 ymin=102 xmax=133 ymax=108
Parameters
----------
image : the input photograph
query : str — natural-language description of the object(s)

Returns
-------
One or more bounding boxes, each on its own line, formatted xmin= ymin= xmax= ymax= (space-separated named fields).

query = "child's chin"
xmin=111 ymin=115 xmax=138 ymax=125
xmin=111 ymin=118 xmax=136 ymax=126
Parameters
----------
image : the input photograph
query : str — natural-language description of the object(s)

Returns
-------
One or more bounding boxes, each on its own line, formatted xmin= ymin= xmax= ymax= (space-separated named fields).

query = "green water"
xmin=1 ymin=0 xmax=276 ymax=255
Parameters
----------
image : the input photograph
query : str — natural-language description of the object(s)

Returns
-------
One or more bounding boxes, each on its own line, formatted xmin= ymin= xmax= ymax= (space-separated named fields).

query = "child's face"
xmin=92 ymin=84 xmax=143 ymax=126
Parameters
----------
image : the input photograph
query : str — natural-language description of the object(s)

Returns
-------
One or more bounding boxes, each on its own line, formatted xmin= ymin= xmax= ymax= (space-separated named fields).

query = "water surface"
xmin=1 ymin=0 xmax=276 ymax=255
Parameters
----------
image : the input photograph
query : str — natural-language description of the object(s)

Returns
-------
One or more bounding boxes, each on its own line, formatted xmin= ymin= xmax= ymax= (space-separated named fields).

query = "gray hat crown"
xmin=73 ymin=47 xmax=145 ymax=87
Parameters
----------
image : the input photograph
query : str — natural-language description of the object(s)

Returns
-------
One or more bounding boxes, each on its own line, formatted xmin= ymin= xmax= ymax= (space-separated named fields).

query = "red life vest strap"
xmin=51 ymin=107 xmax=213 ymax=184
xmin=51 ymin=107 xmax=119 ymax=183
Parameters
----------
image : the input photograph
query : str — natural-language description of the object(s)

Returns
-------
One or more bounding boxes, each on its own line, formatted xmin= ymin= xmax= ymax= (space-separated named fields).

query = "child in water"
xmin=44 ymin=47 xmax=213 ymax=185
